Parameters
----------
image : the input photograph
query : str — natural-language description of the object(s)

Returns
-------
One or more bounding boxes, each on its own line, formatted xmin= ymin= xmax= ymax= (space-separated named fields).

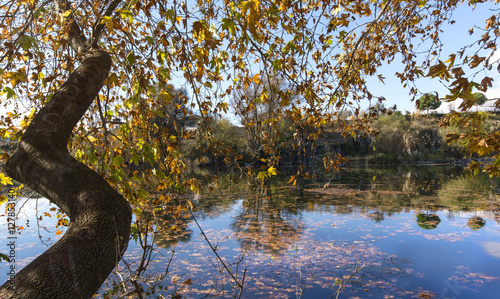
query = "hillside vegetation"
xmin=2 ymin=112 xmax=497 ymax=172
xmin=179 ymin=111 xmax=500 ymax=167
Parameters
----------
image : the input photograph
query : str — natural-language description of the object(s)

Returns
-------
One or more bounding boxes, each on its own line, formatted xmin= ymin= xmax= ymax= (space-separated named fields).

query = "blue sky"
xmin=365 ymin=2 xmax=500 ymax=113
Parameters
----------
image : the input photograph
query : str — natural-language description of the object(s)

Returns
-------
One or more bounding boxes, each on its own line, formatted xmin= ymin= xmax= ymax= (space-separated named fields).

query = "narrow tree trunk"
xmin=0 ymin=49 xmax=132 ymax=298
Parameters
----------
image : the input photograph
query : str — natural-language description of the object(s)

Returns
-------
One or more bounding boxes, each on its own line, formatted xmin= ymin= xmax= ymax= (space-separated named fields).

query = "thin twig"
xmin=190 ymin=210 xmax=243 ymax=289
xmin=330 ymin=0 xmax=393 ymax=104
xmin=237 ymin=269 xmax=246 ymax=299
xmin=330 ymin=261 xmax=366 ymax=299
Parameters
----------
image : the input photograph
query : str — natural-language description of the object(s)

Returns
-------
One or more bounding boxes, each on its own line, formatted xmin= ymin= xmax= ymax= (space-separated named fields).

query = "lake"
xmin=2 ymin=165 xmax=500 ymax=298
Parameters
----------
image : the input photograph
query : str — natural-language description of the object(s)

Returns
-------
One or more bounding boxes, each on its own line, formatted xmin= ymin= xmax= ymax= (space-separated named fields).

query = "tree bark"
xmin=0 ymin=49 xmax=132 ymax=298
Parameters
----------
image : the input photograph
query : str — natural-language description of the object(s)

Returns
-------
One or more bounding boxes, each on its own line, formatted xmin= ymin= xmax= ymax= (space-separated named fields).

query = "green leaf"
xmin=165 ymin=9 xmax=175 ymax=23
xmin=117 ymin=9 xmax=133 ymax=22
xmin=112 ymin=155 xmax=124 ymax=167
xmin=257 ymin=171 xmax=268 ymax=181
xmin=16 ymin=35 xmax=38 ymax=52
xmin=0 ymin=253 xmax=11 ymax=263
xmin=221 ymin=18 xmax=236 ymax=36
xmin=1 ymin=87 xmax=16 ymax=99
xmin=157 ymin=67 xmax=171 ymax=80
xmin=127 ymin=51 xmax=136 ymax=66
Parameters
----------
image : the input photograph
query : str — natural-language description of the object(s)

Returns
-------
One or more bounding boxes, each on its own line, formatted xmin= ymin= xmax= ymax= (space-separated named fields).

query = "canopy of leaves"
xmin=1 ymin=0 xmax=500 ymax=198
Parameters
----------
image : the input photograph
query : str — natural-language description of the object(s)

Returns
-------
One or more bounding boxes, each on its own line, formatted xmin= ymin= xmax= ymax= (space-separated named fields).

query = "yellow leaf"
xmin=0 ymin=173 xmax=13 ymax=186
xmin=61 ymin=10 xmax=72 ymax=18
xmin=260 ymin=91 xmax=268 ymax=102
xmin=186 ymin=199 xmax=194 ymax=211
xmin=445 ymin=54 xmax=456 ymax=66
xmin=279 ymin=2 xmax=288 ymax=11
xmin=100 ymin=16 xmax=114 ymax=31
xmin=60 ymin=10 xmax=72 ymax=22
xmin=252 ymin=73 xmax=260 ymax=84
xmin=268 ymin=166 xmax=277 ymax=176
xmin=4 ymin=72 xmax=26 ymax=87
xmin=241 ymin=0 xmax=261 ymax=39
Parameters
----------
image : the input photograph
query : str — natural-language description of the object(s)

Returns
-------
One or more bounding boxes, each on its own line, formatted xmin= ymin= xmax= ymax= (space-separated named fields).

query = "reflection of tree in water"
xmin=416 ymin=212 xmax=441 ymax=230
xmin=337 ymin=167 xmax=446 ymax=195
xmin=400 ymin=170 xmax=440 ymax=195
xmin=136 ymin=198 xmax=194 ymax=250
xmin=367 ymin=211 xmax=385 ymax=223
xmin=154 ymin=215 xmax=193 ymax=249
xmin=335 ymin=204 xmax=354 ymax=214
xmin=438 ymin=173 xmax=500 ymax=209
xmin=467 ymin=216 xmax=486 ymax=231
xmin=230 ymin=187 xmax=303 ymax=255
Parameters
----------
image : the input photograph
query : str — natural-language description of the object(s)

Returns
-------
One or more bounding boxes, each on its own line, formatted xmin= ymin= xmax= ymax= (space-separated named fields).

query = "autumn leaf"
xmin=267 ymin=166 xmax=277 ymax=176
xmin=0 ymin=173 xmax=13 ymax=186
xmin=100 ymin=16 xmax=114 ymax=31
xmin=469 ymin=55 xmax=485 ymax=68
xmin=4 ymin=71 xmax=26 ymax=87
xmin=480 ymin=77 xmax=493 ymax=91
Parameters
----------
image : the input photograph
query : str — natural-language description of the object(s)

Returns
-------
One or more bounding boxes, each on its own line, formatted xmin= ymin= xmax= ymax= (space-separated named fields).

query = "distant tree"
xmin=231 ymin=76 xmax=295 ymax=158
xmin=473 ymin=92 xmax=488 ymax=109
xmin=418 ymin=93 xmax=441 ymax=116
xmin=151 ymin=83 xmax=192 ymax=142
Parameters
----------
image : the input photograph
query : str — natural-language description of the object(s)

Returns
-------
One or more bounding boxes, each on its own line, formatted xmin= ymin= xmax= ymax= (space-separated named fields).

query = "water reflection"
xmin=154 ymin=216 xmax=193 ymax=249
xmin=230 ymin=188 xmax=303 ymax=254
xmin=467 ymin=216 xmax=486 ymax=230
xmin=305 ymin=166 xmax=500 ymax=228
xmin=184 ymin=166 xmax=500 ymax=235
xmin=367 ymin=210 xmax=384 ymax=223
xmin=416 ymin=212 xmax=441 ymax=230
xmin=116 ymin=165 xmax=500 ymax=298
xmin=481 ymin=241 xmax=500 ymax=258
xmin=150 ymin=165 xmax=500 ymax=250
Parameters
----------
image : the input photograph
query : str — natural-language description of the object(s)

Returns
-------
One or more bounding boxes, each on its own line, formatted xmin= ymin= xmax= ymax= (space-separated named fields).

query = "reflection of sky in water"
xmin=1 ymin=166 xmax=500 ymax=298
xmin=105 ymin=197 xmax=500 ymax=298
xmin=0 ymin=197 xmax=64 ymax=275
xmin=482 ymin=241 xmax=500 ymax=259
xmin=307 ymin=208 xmax=500 ymax=298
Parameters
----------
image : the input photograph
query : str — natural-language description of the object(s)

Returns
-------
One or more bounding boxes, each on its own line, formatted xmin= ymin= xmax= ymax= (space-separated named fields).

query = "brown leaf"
xmin=481 ymin=77 xmax=493 ymax=91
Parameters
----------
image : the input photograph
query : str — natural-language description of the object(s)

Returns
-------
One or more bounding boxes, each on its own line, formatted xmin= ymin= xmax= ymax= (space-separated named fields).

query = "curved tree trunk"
xmin=0 ymin=48 xmax=132 ymax=298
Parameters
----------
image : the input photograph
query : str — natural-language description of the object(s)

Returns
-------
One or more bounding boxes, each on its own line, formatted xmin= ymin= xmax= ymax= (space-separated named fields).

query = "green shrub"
xmin=371 ymin=114 xmax=444 ymax=160
xmin=367 ymin=153 xmax=401 ymax=164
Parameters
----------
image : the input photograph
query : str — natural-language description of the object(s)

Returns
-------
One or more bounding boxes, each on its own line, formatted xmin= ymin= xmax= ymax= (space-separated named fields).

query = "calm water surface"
xmin=2 ymin=165 xmax=500 ymax=298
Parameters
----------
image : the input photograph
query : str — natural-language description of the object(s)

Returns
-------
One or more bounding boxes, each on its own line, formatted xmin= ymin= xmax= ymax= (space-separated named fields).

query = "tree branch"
xmin=90 ymin=0 xmax=122 ymax=48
